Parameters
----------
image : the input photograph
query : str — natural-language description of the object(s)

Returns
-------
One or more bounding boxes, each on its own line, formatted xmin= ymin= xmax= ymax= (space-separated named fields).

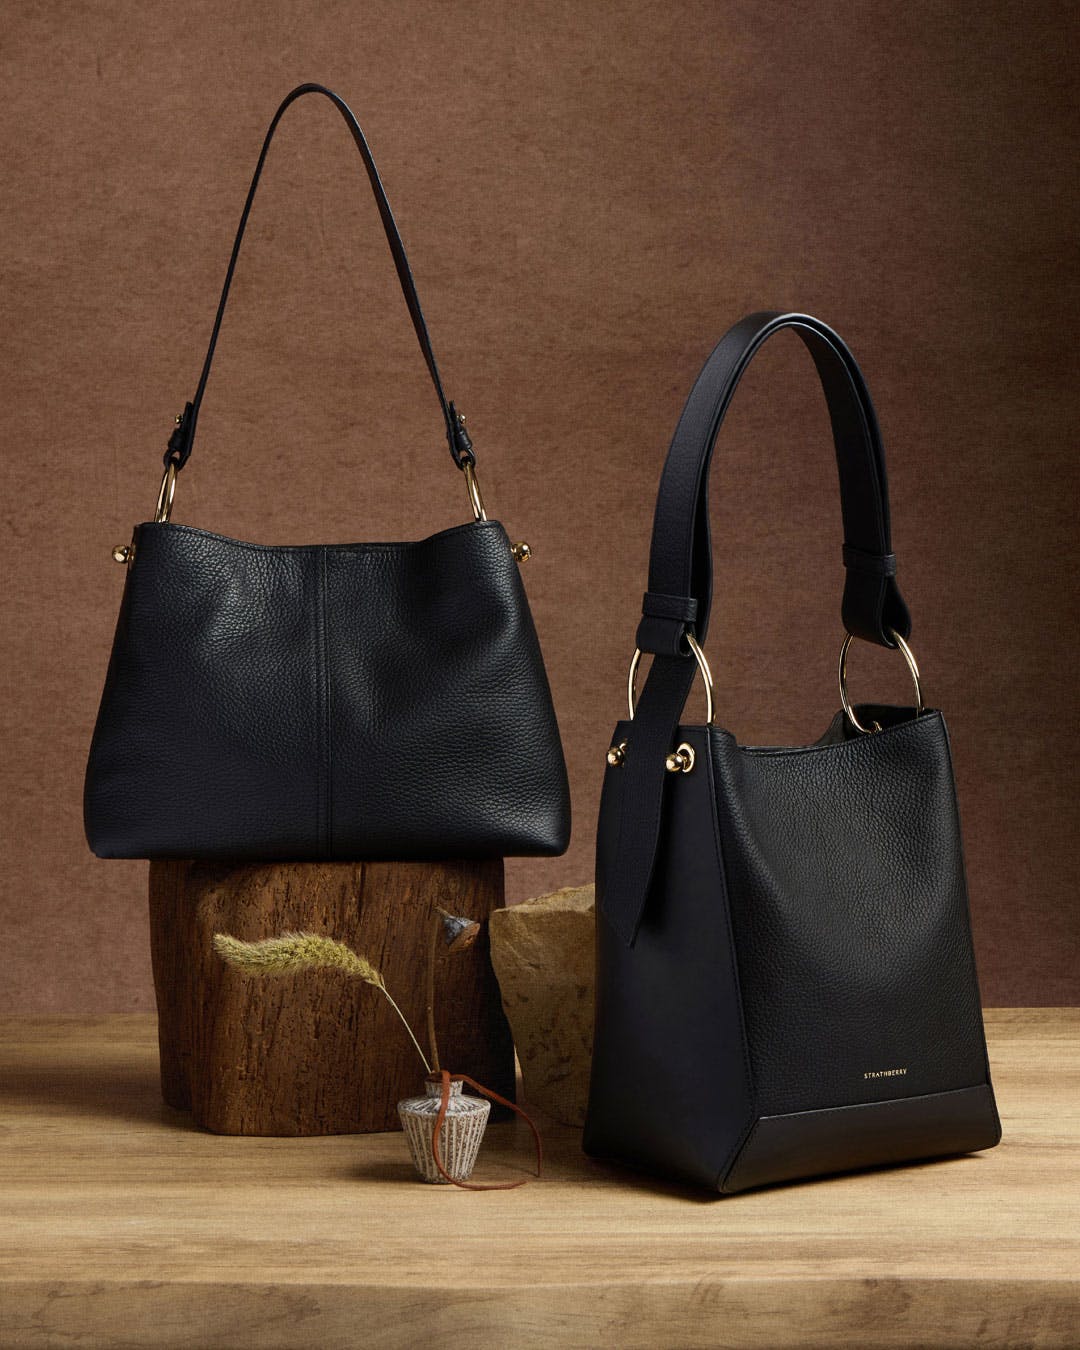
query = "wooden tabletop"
xmin=1 ymin=1009 xmax=1077 ymax=1348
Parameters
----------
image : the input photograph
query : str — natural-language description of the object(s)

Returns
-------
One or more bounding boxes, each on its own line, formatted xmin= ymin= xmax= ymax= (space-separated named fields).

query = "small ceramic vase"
xmin=398 ymin=1079 xmax=491 ymax=1184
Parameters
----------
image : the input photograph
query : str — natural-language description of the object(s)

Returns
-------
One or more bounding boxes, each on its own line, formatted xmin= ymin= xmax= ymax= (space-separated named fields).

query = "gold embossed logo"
xmin=863 ymin=1067 xmax=908 ymax=1079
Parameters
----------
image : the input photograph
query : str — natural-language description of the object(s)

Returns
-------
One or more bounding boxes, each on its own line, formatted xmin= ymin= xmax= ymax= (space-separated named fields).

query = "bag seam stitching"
xmin=319 ymin=547 xmax=332 ymax=857
xmin=137 ymin=518 xmax=504 ymax=554
xmin=704 ymin=732 xmax=757 ymax=1191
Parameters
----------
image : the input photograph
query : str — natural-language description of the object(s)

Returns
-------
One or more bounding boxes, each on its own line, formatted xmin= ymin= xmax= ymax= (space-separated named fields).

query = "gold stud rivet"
xmin=174 ymin=413 xmax=183 ymax=425
xmin=511 ymin=541 xmax=532 ymax=564
xmin=607 ymin=741 xmax=628 ymax=768
xmin=112 ymin=544 xmax=132 ymax=565
xmin=665 ymin=742 xmax=696 ymax=774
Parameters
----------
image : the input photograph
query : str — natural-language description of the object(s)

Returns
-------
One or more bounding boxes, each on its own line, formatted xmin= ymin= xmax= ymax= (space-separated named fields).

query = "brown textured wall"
xmin=1 ymin=1 xmax=1077 ymax=1012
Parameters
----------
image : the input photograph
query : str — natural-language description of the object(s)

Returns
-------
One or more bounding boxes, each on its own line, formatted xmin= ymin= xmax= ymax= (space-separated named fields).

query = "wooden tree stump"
xmin=148 ymin=859 xmax=514 ymax=1135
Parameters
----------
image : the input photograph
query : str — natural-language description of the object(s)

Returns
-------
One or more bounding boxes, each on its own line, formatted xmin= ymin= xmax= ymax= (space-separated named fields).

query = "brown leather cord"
xmin=430 ymin=1069 xmax=543 ymax=1190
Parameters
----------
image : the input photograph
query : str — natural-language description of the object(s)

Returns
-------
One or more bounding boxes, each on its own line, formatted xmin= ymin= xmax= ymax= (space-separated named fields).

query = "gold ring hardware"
xmin=665 ymin=742 xmax=696 ymax=774
xmin=627 ymin=632 xmax=715 ymax=725
xmin=155 ymin=461 xmax=178 ymax=524
xmin=838 ymin=628 xmax=923 ymax=735
xmin=462 ymin=460 xmax=487 ymax=522
xmin=460 ymin=457 xmax=529 ymax=562
xmin=606 ymin=740 xmax=628 ymax=768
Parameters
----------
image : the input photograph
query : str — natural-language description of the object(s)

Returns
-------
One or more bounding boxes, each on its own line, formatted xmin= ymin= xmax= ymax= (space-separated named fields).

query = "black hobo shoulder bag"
xmin=84 ymin=84 xmax=570 ymax=862
xmin=584 ymin=312 xmax=1001 ymax=1192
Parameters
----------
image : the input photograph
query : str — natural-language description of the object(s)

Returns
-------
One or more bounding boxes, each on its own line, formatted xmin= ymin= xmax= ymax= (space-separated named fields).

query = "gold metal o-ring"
xmin=462 ymin=460 xmax=487 ymax=522
xmin=839 ymin=628 xmax=923 ymax=735
xmin=155 ymin=461 xmax=178 ymax=524
xmin=627 ymin=632 xmax=715 ymax=725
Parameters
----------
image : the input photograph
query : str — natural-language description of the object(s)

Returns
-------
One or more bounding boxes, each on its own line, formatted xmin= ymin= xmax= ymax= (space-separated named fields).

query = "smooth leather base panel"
xmin=721 ymin=1082 xmax=1002 ymax=1194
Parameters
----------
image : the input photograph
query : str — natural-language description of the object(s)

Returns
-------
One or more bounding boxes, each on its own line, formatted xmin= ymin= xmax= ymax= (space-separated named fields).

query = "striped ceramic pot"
xmin=398 ymin=1079 xmax=491 ymax=1184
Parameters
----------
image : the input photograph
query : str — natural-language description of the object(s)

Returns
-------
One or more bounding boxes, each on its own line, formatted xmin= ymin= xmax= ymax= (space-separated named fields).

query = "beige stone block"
xmin=489 ymin=884 xmax=595 ymax=1127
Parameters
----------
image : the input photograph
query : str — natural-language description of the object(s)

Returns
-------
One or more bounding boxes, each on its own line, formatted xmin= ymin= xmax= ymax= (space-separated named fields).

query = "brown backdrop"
xmin=2 ymin=1 xmax=1077 ymax=1012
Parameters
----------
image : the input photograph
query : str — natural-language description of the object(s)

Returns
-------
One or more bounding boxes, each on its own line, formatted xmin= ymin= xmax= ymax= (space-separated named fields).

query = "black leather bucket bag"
xmin=584 ymin=312 xmax=1000 ymax=1192
xmin=85 ymin=85 xmax=570 ymax=862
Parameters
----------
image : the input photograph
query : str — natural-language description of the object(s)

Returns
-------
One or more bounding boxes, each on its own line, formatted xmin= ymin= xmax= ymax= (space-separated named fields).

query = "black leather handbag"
xmin=584 ymin=312 xmax=1000 ymax=1192
xmin=85 ymin=84 xmax=570 ymax=862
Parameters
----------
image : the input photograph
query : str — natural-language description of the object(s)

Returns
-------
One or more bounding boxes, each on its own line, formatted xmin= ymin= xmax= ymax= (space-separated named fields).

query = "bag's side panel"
xmin=584 ymin=725 xmax=755 ymax=1190
xmin=711 ymin=712 xmax=995 ymax=1124
xmin=84 ymin=524 xmax=322 ymax=858
xmin=325 ymin=520 xmax=570 ymax=859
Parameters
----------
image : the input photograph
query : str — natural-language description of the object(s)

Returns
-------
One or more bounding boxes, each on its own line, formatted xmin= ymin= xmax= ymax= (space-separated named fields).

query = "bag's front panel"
xmin=710 ymin=711 xmax=993 ymax=1120
xmin=585 ymin=725 xmax=755 ymax=1189
xmin=85 ymin=524 xmax=322 ymax=858
xmin=324 ymin=520 xmax=569 ymax=858
xmin=86 ymin=520 xmax=571 ymax=860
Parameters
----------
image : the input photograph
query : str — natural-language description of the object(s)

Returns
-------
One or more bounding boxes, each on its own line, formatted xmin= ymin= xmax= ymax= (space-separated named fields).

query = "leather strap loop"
xmin=843 ymin=544 xmax=897 ymax=576
xmin=641 ymin=591 xmax=699 ymax=623
xmin=603 ymin=312 xmax=912 ymax=947
xmin=165 ymin=83 xmax=473 ymax=472
xmin=635 ymin=591 xmax=699 ymax=657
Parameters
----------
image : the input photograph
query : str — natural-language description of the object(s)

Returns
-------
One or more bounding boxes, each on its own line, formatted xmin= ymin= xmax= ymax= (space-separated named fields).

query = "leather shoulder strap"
xmin=639 ymin=311 xmax=908 ymax=654
xmin=604 ymin=312 xmax=911 ymax=946
xmin=164 ymin=83 xmax=474 ymax=472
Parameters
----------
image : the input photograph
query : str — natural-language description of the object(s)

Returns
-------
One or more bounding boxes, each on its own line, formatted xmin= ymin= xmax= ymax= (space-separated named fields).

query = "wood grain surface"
xmin=148 ymin=858 xmax=513 ymax=1134
xmin=0 ymin=1009 xmax=1077 ymax=1347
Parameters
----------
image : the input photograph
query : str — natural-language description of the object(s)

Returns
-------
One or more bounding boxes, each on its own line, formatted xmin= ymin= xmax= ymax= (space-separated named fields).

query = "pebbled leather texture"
xmin=585 ymin=310 xmax=999 ymax=1193
xmin=85 ymin=520 xmax=570 ymax=859
xmin=712 ymin=709 xmax=991 ymax=1120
